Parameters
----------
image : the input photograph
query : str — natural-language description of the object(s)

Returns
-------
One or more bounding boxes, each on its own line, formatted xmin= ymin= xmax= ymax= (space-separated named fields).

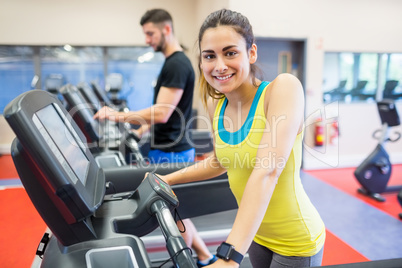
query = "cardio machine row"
xmin=5 ymin=89 xmax=237 ymax=268
xmin=48 ymin=80 xmax=214 ymax=170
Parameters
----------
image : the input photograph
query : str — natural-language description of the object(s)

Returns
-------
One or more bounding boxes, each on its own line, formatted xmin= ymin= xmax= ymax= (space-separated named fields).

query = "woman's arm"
xmin=162 ymin=154 xmax=226 ymax=185
xmin=212 ymin=74 xmax=305 ymax=267
xmin=162 ymin=97 xmax=227 ymax=185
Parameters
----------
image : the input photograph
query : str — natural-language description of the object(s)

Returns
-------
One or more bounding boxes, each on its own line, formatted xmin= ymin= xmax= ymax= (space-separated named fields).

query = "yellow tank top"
xmin=213 ymin=82 xmax=325 ymax=256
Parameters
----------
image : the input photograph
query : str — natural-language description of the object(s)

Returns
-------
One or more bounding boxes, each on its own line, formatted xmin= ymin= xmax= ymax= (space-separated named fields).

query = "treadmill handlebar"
xmin=151 ymin=200 xmax=197 ymax=268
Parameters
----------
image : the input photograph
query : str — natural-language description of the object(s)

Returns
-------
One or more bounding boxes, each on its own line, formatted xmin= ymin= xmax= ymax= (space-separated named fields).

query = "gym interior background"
xmin=0 ymin=0 xmax=401 ymax=267
xmin=0 ymin=0 xmax=401 ymax=168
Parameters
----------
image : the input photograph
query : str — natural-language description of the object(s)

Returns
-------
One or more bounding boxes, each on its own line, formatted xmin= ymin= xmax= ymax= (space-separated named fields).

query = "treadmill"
xmin=73 ymin=81 xmax=214 ymax=162
xmin=59 ymin=84 xmax=143 ymax=167
xmin=77 ymin=81 xmax=105 ymax=114
xmin=4 ymin=90 xmax=238 ymax=267
xmin=59 ymin=83 xmax=226 ymax=199
xmin=91 ymin=81 xmax=116 ymax=109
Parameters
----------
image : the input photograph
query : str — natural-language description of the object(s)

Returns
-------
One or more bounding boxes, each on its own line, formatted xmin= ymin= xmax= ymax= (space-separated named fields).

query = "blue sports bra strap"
xmin=218 ymin=81 xmax=269 ymax=145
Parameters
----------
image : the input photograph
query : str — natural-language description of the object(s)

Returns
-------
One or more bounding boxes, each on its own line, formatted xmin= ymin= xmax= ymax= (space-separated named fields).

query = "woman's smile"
xmin=214 ymin=73 xmax=234 ymax=82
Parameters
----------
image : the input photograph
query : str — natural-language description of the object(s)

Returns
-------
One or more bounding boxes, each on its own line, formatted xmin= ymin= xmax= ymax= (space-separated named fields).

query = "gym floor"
xmin=0 ymin=154 xmax=401 ymax=268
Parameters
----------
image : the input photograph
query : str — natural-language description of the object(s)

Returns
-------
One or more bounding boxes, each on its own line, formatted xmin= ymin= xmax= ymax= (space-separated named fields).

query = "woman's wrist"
xmin=214 ymin=258 xmax=239 ymax=267
xmin=159 ymin=174 xmax=172 ymax=185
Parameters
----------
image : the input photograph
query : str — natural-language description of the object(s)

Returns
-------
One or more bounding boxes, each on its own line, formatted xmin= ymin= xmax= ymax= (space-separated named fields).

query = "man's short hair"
xmin=140 ymin=9 xmax=173 ymax=26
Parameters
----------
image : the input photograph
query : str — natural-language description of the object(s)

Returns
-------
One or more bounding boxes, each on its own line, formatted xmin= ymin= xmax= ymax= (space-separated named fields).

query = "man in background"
xmin=94 ymin=9 xmax=217 ymax=267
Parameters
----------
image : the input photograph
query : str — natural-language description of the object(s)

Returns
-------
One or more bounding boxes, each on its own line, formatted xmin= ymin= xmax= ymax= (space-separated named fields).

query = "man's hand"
xmin=93 ymin=106 xmax=117 ymax=121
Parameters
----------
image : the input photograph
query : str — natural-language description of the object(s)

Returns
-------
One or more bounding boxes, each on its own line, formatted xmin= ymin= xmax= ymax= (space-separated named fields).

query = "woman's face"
xmin=200 ymin=25 xmax=257 ymax=95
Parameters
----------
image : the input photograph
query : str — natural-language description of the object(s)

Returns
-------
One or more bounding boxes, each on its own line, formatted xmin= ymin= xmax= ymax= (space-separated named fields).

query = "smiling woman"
xmin=159 ymin=8 xmax=326 ymax=268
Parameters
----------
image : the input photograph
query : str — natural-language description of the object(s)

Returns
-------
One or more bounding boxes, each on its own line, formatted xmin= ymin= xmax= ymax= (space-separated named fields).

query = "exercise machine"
xmin=44 ymin=73 xmax=65 ymax=104
xmin=105 ymin=73 xmax=127 ymax=107
xmin=4 ymin=90 xmax=237 ymax=267
xmin=65 ymin=82 xmax=214 ymax=163
xmin=60 ymin=84 xmax=144 ymax=166
xmin=77 ymin=81 xmax=105 ymax=114
xmin=90 ymin=80 xmax=214 ymax=157
xmin=91 ymin=81 xmax=116 ymax=109
xmin=58 ymin=84 xmax=229 ymax=210
xmin=82 ymin=81 xmax=130 ymax=113
xmin=354 ymin=99 xmax=402 ymax=202
xmin=77 ymin=81 xmax=151 ymax=158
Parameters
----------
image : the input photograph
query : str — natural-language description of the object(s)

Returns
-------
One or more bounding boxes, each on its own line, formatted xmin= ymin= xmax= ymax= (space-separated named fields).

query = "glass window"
xmin=323 ymin=53 xmax=353 ymax=103
xmin=383 ymin=53 xmax=402 ymax=100
xmin=0 ymin=45 xmax=166 ymax=114
xmin=107 ymin=47 xmax=164 ymax=111
xmin=323 ymin=52 xmax=402 ymax=103
xmin=339 ymin=53 xmax=354 ymax=90
xmin=0 ymin=46 xmax=35 ymax=114
xmin=40 ymin=46 xmax=104 ymax=89
xmin=359 ymin=53 xmax=378 ymax=89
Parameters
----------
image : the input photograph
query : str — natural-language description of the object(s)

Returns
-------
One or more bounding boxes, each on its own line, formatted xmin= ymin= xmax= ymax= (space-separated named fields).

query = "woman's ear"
xmin=249 ymin=43 xmax=258 ymax=64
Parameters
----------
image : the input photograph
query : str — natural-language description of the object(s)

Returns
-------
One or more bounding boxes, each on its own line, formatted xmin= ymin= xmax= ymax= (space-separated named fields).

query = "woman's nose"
xmin=215 ymin=57 xmax=228 ymax=73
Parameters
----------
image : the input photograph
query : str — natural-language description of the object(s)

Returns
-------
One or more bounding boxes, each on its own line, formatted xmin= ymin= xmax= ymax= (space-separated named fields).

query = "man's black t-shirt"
xmin=151 ymin=51 xmax=195 ymax=152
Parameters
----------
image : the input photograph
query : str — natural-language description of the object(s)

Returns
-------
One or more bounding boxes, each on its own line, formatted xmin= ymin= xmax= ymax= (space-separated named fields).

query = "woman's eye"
xmin=203 ymin=54 xmax=215 ymax=59
xmin=226 ymin=51 xmax=237 ymax=57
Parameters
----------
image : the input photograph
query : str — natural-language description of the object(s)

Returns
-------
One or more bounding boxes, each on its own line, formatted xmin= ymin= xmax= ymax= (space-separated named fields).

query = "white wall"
xmin=0 ymin=0 xmax=401 ymax=169
xmin=0 ymin=0 xmax=197 ymax=47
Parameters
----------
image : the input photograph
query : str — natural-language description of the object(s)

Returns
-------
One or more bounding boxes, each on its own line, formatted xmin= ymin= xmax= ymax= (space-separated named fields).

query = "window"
xmin=0 ymin=46 xmax=35 ymax=113
xmin=0 ymin=45 xmax=165 ymax=114
xmin=385 ymin=53 xmax=402 ymax=98
xmin=107 ymin=47 xmax=164 ymax=111
xmin=323 ymin=52 xmax=402 ymax=103
xmin=40 ymin=46 xmax=104 ymax=88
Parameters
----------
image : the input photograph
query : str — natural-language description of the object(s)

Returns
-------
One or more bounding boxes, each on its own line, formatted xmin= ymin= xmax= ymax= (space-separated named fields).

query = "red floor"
xmin=0 ymin=154 xmax=19 ymax=179
xmin=305 ymin=165 xmax=402 ymax=220
xmin=0 ymin=188 xmax=46 ymax=268
xmin=322 ymin=230 xmax=369 ymax=266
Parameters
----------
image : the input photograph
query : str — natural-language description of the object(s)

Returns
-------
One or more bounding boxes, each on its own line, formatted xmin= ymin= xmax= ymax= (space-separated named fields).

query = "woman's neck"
xmin=225 ymin=79 xmax=261 ymax=107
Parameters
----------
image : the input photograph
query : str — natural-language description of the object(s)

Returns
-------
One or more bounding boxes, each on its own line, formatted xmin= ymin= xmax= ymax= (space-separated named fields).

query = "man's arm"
xmin=93 ymin=86 xmax=183 ymax=125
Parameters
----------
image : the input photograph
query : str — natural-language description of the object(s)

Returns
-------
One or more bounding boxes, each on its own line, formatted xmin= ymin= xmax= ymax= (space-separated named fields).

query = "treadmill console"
xmin=148 ymin=173 xmax=178 ymax=207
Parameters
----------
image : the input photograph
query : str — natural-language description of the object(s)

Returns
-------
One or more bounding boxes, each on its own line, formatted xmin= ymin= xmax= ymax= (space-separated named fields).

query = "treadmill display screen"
xmin=33 ymin=104 xmax=89 ymax=185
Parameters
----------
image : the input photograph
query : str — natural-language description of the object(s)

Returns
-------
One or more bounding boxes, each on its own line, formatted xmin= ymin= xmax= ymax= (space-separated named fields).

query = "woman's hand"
xmin=205 ymin=259 xmax=239 ymax=268
xmin=155 ymin=174 xmax=169 ymax=185
xmin=144 ymin=172 xmax=170 ymax=185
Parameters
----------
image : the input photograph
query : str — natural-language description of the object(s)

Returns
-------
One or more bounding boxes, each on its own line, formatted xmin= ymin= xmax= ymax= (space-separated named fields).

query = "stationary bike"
xmin=354 ymin=99 xmax=402 ymax=203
